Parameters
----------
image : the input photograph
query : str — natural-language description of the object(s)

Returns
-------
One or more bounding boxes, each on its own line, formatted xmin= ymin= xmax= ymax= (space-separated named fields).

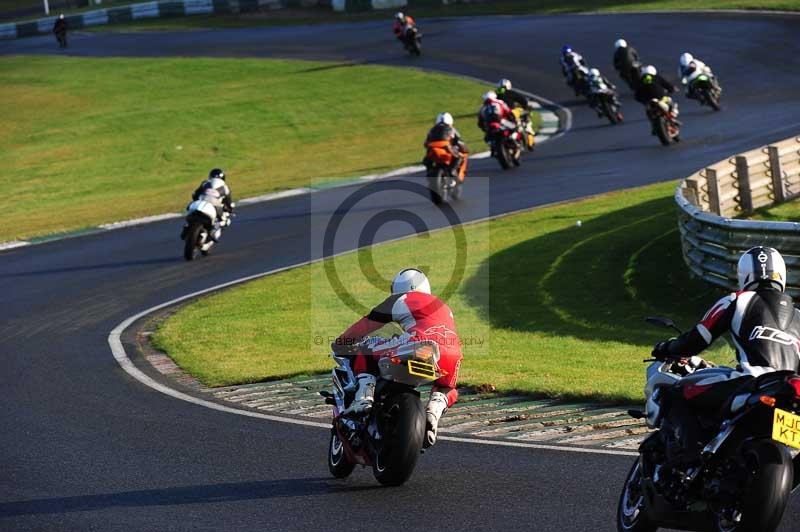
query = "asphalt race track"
xmin=2 ymin=12 xmax=800 ymax=532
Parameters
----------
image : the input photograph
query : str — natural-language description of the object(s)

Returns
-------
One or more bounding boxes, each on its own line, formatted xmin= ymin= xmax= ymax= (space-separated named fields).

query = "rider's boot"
xmin=342 ymin=373 xmax=376 ymax=416
xmin=424 ymin=391 xmax=449 ymax=448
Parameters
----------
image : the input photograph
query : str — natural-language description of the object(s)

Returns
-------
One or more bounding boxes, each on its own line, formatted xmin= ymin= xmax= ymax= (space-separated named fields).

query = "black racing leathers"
xmin=659 ymin=286 xmax=800 ymax=374
xmin=192 ymin=179 xmax=233 ymax=213
xmin=613 ymin=46 xmax=639 ymax=75
xmin=497 ymin=88 xmax=530 ymax=110
xmin=634 ymin=75 xmax=676 ymax=104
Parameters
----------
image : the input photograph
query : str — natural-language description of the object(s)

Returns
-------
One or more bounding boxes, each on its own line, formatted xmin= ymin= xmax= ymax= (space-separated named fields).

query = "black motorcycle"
xmin=402 ymin=27 xmax=421 ymax=56
xmin=617 ymin=316 xmax=800 ymax=532
xmin=324 ymin=340 xmax=441 ymax=486
xmin=689 ymin=74 xmax=722 ymax=111
xmin=590 ymin=89 xmax=623 ymax=125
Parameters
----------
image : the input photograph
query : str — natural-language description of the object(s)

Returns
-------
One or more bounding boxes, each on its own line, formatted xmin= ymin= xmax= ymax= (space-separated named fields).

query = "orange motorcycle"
xmin=423 ymin=140 xmax=467 ymax=204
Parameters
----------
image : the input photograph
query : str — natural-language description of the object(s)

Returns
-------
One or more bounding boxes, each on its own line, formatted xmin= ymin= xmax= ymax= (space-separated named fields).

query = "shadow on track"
xmin=0 ymin=477 xmax=380 ymax=517
xmin=0 ymin=256 xmax=181 ymax=278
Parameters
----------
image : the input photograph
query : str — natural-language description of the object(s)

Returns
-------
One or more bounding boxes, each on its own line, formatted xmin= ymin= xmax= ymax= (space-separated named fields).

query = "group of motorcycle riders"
xmin=183 ymin=15 xmax=788 ymax=465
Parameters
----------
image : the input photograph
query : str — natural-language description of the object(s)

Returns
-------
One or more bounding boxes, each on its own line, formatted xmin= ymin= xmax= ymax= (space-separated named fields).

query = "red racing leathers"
xmin=392 ymin=15 xmax=416 ymax=41
xmin=477 ymin=97 xmax=516 ymax=134
xmin=335 ymin=291 xmax=462 ymax=407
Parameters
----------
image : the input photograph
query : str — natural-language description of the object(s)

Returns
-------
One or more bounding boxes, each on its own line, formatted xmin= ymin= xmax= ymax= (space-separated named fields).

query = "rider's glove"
xmin=652 ymin=339 xmax=674 ymax=359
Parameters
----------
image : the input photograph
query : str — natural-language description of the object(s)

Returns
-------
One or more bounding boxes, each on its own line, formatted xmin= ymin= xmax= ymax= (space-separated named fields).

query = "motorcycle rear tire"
xmin=707 ymin=90 xmax=721 ymax=112
xmin=372 ymin=392 xmax=425 ymax=486
xmin=183 ymin=221 xmax=202 ymax=261
xmin=428 ymin=169 xmax=446 ymax=205
xmin=496 ymin=144 xmax=511 ymax=170
xmin=714 ymin=440 xmax=793 ymax=532
xmin=328 ymin=429 xmax=355 ymax=479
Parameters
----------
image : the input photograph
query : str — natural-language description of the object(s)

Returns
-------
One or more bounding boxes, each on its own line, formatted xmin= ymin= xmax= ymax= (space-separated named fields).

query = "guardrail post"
xmin=767 ymin=146 xmax=786 ymax=203
xmin=706 ymin=168 xmax=722 ymax=215
xmin=683 ymin=180 xmax=700 ymax=207
xmin=735 ymin=156 xmax=753 ymax=214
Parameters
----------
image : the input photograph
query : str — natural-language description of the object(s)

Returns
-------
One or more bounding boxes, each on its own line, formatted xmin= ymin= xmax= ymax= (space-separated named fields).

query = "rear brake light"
xmin=786 ymin=377 xmax=800 ymax=398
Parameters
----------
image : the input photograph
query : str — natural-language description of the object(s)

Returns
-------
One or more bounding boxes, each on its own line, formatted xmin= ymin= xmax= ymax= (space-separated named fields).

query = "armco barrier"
xmin=676 ymin=136 xmax=800 ymax=296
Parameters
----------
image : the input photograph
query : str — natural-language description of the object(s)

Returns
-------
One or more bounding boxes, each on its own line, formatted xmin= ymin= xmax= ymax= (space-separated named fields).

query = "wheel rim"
xmin=330 ymin=433 xmax=344 ymax=466
xmin=620 ymin=462 xmax=646 ymax=528
xmin=717 ymin=510 xmax=742 ymax=532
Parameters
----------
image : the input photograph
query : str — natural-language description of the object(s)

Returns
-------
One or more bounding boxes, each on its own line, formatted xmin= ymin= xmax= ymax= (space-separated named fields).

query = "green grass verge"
xmin=749 ymin=198 xmax=800 ymax=223
xmin=2 ymin=56 xmax=490 ymax=241
xmin=153 ymin=180 xmax=739 ymax=403
xmin=84 ymin=0 xmax=800 ymax=33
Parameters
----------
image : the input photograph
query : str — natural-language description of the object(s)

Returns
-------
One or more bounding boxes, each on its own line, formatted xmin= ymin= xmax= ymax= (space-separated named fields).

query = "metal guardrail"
xmin=676 ymin=136 xmax=800 ymax=296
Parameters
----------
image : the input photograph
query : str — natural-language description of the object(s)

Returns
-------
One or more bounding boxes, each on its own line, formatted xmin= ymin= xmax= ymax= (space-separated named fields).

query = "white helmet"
xmin=498 ymin=78 xmax=512 ymax=91
xmin=737 ymin=246 xmax=786 ymax=291
xmin=614 ymin=39 xmax=627 ymax=49
xmin=482 ymin=91 xmax=497 ymax=102
xmin=679 ymin=52 xmax=694 ymax=68
xmin=435 ymin=112 xmax=453 ymax=126
xmin=642 ymin=65 xmax=657 ymax=76
xmin=395 ymin=11 xmax=404 ymax=21
xmin=589 ymin=68 xmax=600 ymax=78
xmin=391 ymin=268 xmax=431 ymax=295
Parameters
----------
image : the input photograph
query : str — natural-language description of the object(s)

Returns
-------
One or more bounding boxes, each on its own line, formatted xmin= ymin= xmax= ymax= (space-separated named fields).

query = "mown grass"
xmin=1 ymin=56 xmax=489 ymax=241
xmin=84 ymin=0 xmax=800 ymax=33
xmin=749 ymin=198 xmax=800 ymax=223
xmin=154 ymin=180 xmax=739 ymax=402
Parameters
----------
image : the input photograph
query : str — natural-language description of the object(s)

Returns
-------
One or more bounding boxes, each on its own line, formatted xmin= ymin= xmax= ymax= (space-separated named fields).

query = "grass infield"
xmin=2 ymin=56 xmax=490 ymax=241
xmin=154 ymin=180 xmax=739 ymax=402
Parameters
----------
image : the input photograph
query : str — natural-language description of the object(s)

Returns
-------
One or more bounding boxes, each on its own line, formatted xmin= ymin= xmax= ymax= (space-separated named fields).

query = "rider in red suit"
xmin=477 ymin=90 xmax=517 ymax=137
xmin=333 ymin=268 xmax=462 ymax=447
xmin=392 ymin=12 xmax=416 ymax=42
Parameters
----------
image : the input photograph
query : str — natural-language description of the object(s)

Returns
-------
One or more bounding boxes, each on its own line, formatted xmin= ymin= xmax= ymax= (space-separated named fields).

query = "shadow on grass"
xmin=465 ymin=195 xmax=719 ymax=347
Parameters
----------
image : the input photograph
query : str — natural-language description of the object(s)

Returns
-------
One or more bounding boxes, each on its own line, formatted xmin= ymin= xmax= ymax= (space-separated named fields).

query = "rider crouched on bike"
xmin=333 ymin=269 xmax=463 ymax=448
xmin=652 ymin=247 xmax=800 ymax=458
xmin=634 ymin=65 xmax=678 ymax=134
xmin=560 ymin=45 xmax=587 ymax=92
xmin=678 ymin=52 xmax=720 ymax=99
xmin=477 ymin=91 xmax=517 ymax=144
xmin=496 ymin=78 xmax=533 ymax=110
xmin=393 ymin=12 xmax=416 ymax=44
xmin=424 ymin=112 xmax=468 ymax=182
xmin=191 ymin=168 xmax=234 ymax=241
xmin=586 ymin=68 xmax=618 ymax=117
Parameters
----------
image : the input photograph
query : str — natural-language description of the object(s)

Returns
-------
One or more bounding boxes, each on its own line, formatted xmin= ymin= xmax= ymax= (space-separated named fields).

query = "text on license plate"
xmin=772 ymin=408 xmax=800 ymax=449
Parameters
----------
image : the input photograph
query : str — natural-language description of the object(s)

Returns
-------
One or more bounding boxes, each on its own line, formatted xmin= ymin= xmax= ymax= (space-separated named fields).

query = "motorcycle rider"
xmin=634 ymin=65 xmax=678 ymax=134
xmin=392 ymin=12 xmax=417 ymax=46
xmin=496 ymin=78 xmax=532 ymax=109
xmin=53 ymin=14 xmax=67 ymax=48
xmin=424 ymin=112 xmax=469 ymax=182
xmin=191 ymin=168 xmax=234 ymax=241
xmin=586 ymin=68 xmax=618 ymax=117
xmin=477 ymin=90 xmax=518 ymax=141
xmin=678 ymin=52 xmax=720 ymax=99
xmin=560 ymin=45 xmax=588 ymax=94
xmin=652 ymin=247 xmax=800 ymax=461
xmin=612 ymin=38 xmax=640 ymax=87
xmin=333 ymin=269 xmax=463 ymax=448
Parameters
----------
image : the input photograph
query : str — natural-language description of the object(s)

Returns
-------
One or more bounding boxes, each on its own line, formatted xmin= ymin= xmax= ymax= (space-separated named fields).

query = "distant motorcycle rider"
xmin=393 ymin=12 xmax=416 ymax=43
xmin=586 ymin=68 xmax=618 ymax=117
xmin=678 ymin=52 xmax=720 ymax=99
xmin=424 ymin=112 xmax=469 ymax=182
xmin=333 ymin=269 xmax=463 ymax=447
xmin=53 ymin=14 xmax=67 ymax=48
xmin=496 ymin=78 xmax=533 ymax=110
xmin=560 ymin=45 xmax=587 ymax=93
xmin=612 ymin=38 xmax=640 ymax=86
xmin=634 ymin=65 xmax=678 ymax=134
xmin=191 ymin=168 xmax=234 ymax=241
xmin=652 ymin=247 xmax=800 ymax=460
xmin=477 ymin=90 xmax=517 ymax=137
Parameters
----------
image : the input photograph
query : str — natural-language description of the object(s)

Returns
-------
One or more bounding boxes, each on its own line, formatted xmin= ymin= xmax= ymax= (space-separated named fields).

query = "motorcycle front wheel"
xmin=617 ymin=458 xmax=656 ymax=532
xmin=328 ymin=429 xmax=356 ymax=479
xmin=372 ymin=391 xmax=425 ymax=486
xmin=183 ymin=221 xmax=202 ymax=261
xmin=714 ymin=440 xmax=793 ymax=532
xmin=427 ymin=168 xmax=446 ymax=205
xmin=655 ymin=118 xmax=671 ymax=146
